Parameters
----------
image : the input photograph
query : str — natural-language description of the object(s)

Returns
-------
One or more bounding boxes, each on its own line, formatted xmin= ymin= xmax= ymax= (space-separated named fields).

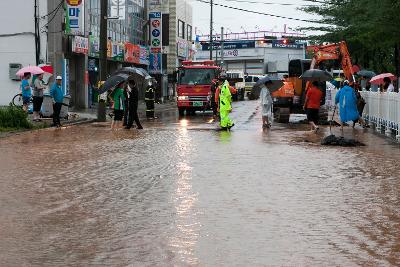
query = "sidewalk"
xmin=0 ymin=101 xmax=177 ymax=139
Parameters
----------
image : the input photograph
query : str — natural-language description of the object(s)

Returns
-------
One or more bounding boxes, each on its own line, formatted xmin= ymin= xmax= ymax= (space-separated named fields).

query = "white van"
xmin=245 ymin=75 xmax=263 ymax=100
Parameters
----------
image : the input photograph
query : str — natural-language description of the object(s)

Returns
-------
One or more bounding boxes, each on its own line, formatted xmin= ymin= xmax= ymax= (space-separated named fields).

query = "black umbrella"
xmin=114 ymin=67 xmax=153 ymax=90
xmin=114 ymin=67 xmax=152 ymax=79
xmin=254 ymin=76 xmax=284 ymax=92
xmin=98 ymin=73 xmax=129 ymax=94
xmin=300 ymin=69 xmax=333 ymax=82
xmin=357 ymin=70 xmax=376 ymax=78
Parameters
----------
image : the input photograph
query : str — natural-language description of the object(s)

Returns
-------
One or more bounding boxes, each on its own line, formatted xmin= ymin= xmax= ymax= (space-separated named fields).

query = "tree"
xmin=301 ymin=0 xmax=400 ymax=76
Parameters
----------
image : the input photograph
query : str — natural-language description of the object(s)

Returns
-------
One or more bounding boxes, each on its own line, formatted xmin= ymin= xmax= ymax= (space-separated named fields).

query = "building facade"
xmin=149 ymin=0 xmax=193 ymax=100
xmin=0 ymin=0 xmax=48 ymax=106
xmin=1 ymin=0 xmax=192 ymax=107
xmin=196 ymin=39 xmax=306 ymax=75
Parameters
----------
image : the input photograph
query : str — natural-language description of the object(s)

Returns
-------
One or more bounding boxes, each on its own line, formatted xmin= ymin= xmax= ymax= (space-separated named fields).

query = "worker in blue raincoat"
xmin=335 ymin=80 xmax=367 ymax=130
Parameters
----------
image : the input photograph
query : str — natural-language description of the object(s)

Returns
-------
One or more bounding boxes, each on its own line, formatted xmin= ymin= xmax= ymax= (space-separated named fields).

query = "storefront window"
xmin=187 ymin=25 xmax=192 ymax=41
xmin=178 ymin=20 xmax=185 ymax=39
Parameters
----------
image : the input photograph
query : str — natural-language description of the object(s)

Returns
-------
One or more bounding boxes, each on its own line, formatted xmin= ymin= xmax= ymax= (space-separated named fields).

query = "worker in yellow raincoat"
xmin=218 ymin=80 xmax=235 ymax=130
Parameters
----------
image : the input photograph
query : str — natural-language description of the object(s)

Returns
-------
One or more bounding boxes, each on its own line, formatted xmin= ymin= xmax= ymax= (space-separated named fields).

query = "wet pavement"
xmin=1 ymin=100 xmax=400 ymax=266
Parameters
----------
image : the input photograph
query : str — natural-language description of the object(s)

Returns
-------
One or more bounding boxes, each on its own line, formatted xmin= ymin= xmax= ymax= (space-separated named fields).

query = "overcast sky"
xmin=189 ymin=0 xmax=321 ymax=36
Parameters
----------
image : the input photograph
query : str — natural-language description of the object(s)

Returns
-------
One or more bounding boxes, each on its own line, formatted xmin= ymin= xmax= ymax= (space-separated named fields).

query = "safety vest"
xmin=219 ymin=81 xmax=232 ymax=110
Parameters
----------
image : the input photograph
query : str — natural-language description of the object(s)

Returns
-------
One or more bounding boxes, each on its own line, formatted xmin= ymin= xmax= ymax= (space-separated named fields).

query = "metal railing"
xmin=361 ymin=91 xmax=400 ymax=139
xmin=198 ymin=30 xmax=306 ymax=42
xmin=328 ymin=89 xmax=400 ymax=140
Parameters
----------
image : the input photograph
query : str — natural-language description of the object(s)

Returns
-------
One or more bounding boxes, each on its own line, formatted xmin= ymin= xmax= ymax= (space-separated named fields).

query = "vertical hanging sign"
xmin=149 ymin=12 xmax=162 ymax=53
xmin=65 ymin=0 xmax=84 ymax=35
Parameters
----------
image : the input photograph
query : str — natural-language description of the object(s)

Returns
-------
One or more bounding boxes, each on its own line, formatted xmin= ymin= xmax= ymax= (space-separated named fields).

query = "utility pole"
xmin=209 ymin=0 xmax=213 ymax=60
xmin=34 ymin=0 xmax=39 ymax=65
xmin=221 ymin=27 xmax=224 ymax=70
xmin=98 ymin=0 xmax=108 ymax=122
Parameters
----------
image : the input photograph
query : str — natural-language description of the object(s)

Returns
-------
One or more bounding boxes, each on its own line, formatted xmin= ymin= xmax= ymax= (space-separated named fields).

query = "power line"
xmin=40 ymin=2 xmax=63 ymax=30
xmin=195 ymin=0 xmax=323 ymax=23
xmin=0 ymin=32 xmax=35 ymax=38
xmin=40 ymin=0 xmax=64 ymax=19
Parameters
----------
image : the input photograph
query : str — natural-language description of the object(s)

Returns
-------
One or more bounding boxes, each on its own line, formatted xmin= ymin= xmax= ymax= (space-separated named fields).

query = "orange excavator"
xmin=272 ymin=41 xmax=355 ymax=122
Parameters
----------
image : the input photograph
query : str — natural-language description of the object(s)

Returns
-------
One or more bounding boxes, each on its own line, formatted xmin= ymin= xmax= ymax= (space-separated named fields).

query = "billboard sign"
xmin=149 ymin=53 xmax=162 ymax=74
xmin=65 ymin=0 xmax=84 ymax=35
xmin=140 ymin=46 xmax=150 ymax=65
xmin=272 ymin=40 xmax=304 ymax=49
xmin=201 ymin=40 xmax=255 ymax=51
xmin=89 ymin=36 xmax=99 ymax=57
xmin=149 ymin=12 xmax=162 ymax=53
xmin=112 ymin=42 xmax=125 ymax=61
xmin=72 ymin=36 xmax=89 ymax=54
xmin=177 ymin=40 xmax=188 ymax=58
xmin=125 ymin=43 xmax=140 ymax=64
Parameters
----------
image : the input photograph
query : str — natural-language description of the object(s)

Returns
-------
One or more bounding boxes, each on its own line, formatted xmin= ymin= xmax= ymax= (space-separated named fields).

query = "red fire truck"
xmin=177 ymin=60 xmax=221 ymax=116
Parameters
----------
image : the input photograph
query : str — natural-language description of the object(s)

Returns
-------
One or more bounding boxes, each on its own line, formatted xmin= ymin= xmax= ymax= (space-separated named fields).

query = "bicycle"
xmin=11 ymin=93 xmax=32 ymax=107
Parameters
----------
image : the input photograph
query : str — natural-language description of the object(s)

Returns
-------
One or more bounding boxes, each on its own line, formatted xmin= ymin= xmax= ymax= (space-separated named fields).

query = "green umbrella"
xmin=357 ymin=70 xmax=376 ymax=78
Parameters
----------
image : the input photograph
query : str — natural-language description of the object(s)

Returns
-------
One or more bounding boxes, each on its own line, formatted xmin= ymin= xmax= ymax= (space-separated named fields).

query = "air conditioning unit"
xmin=9 ymin=63 xmax=22 ymax=81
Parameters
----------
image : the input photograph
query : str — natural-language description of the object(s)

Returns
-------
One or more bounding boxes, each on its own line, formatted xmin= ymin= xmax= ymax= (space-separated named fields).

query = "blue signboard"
xmin=201 ymin=41 xmax=255 ymax=51
xmin=272 ymin=40 xmax=304 ymax=49
xmin=149 ymin=53 xmax=162 ymax=74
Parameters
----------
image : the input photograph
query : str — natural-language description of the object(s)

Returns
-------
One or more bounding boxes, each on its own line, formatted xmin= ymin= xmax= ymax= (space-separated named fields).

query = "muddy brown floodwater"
xmin=0 ymin=100 xmax=399 ymax=267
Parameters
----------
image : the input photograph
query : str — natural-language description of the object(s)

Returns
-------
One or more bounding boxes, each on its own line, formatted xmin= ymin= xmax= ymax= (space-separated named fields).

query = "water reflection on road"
xmin=0 ymin=100 xmax=399 ymax=266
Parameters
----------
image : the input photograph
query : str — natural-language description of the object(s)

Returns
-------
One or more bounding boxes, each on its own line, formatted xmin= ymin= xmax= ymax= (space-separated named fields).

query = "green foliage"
xmin=300 ymin=0 xmax=400 ymax=75
xmin=0 ymin=106 xmax=33 ymax=130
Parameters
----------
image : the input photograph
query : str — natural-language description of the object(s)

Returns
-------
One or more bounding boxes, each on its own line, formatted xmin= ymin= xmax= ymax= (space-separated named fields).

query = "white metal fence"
xmin=329 ymin=88 xmax=400 ymax=140
xmin=361 ymin=92 xmax=400 ymax=138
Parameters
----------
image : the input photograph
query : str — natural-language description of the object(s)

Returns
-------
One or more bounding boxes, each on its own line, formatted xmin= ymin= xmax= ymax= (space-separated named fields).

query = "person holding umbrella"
xmin=383 ymin=77 xmax=395 ymax=92
xmin=32 ymin=74 xmax=47 ymax=121
xmin=370 ymin=73 xmax=397 ymax=92
xmin=303 ymin=81 xmax=323 ymax=133
xmin=125 ymin=79 xmax=143 ymax=130
xmin=110 ymin=81 xmax=126 ymax=130
xmin=260 ymin=80 xmax=273 ymax=129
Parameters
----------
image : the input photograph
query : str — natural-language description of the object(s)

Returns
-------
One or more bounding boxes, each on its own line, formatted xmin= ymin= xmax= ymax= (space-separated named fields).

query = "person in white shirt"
xmin=384 ymin=77 xmax=395 ymax=92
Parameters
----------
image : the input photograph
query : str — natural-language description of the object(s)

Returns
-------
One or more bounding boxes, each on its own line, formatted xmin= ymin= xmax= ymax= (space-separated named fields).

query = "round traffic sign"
xmin=152 ymin=20 xmax=161 ymax=28
xmin=152 ymin=29 xmax=160 ymax=37
xmin=152 ymin=39 xmax=161 ymax=47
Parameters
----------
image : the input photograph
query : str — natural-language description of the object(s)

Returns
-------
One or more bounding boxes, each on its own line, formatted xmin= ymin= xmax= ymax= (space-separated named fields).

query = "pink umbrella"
xmin=16 ymin=66 xmax=45 ymax=77
xmin=370 ymin=73 xmax=397 ymax=85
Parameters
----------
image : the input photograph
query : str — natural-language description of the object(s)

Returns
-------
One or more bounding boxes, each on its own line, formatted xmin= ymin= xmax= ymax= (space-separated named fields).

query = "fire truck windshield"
xmin=178 ymin=69 xmax=216 ymax=85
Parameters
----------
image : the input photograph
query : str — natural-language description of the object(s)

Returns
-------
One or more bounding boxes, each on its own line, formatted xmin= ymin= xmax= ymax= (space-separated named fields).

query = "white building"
xmin=0 ymin=0 xmax=48 ymax=106
xmin=195 ymin=38 xmax=306 ymax=75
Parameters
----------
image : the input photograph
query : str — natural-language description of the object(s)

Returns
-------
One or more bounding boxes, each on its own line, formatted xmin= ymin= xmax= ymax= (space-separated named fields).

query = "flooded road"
xmin=1 ymin=100 xmax=400 ymax=266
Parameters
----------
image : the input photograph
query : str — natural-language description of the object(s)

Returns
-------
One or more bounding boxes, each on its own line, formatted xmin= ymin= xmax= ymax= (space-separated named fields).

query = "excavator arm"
xmin=310 ymin=41 xmax=355 ymax=83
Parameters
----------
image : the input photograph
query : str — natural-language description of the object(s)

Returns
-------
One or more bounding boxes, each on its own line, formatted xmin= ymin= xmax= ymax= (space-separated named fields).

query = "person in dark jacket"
xmin=210 ymin=79 xmax=219 ymax=118
xmin=145 ymin=81 xmax=156 ymax=119
xmin=125 ymin=79 xmax=143 ymax=130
